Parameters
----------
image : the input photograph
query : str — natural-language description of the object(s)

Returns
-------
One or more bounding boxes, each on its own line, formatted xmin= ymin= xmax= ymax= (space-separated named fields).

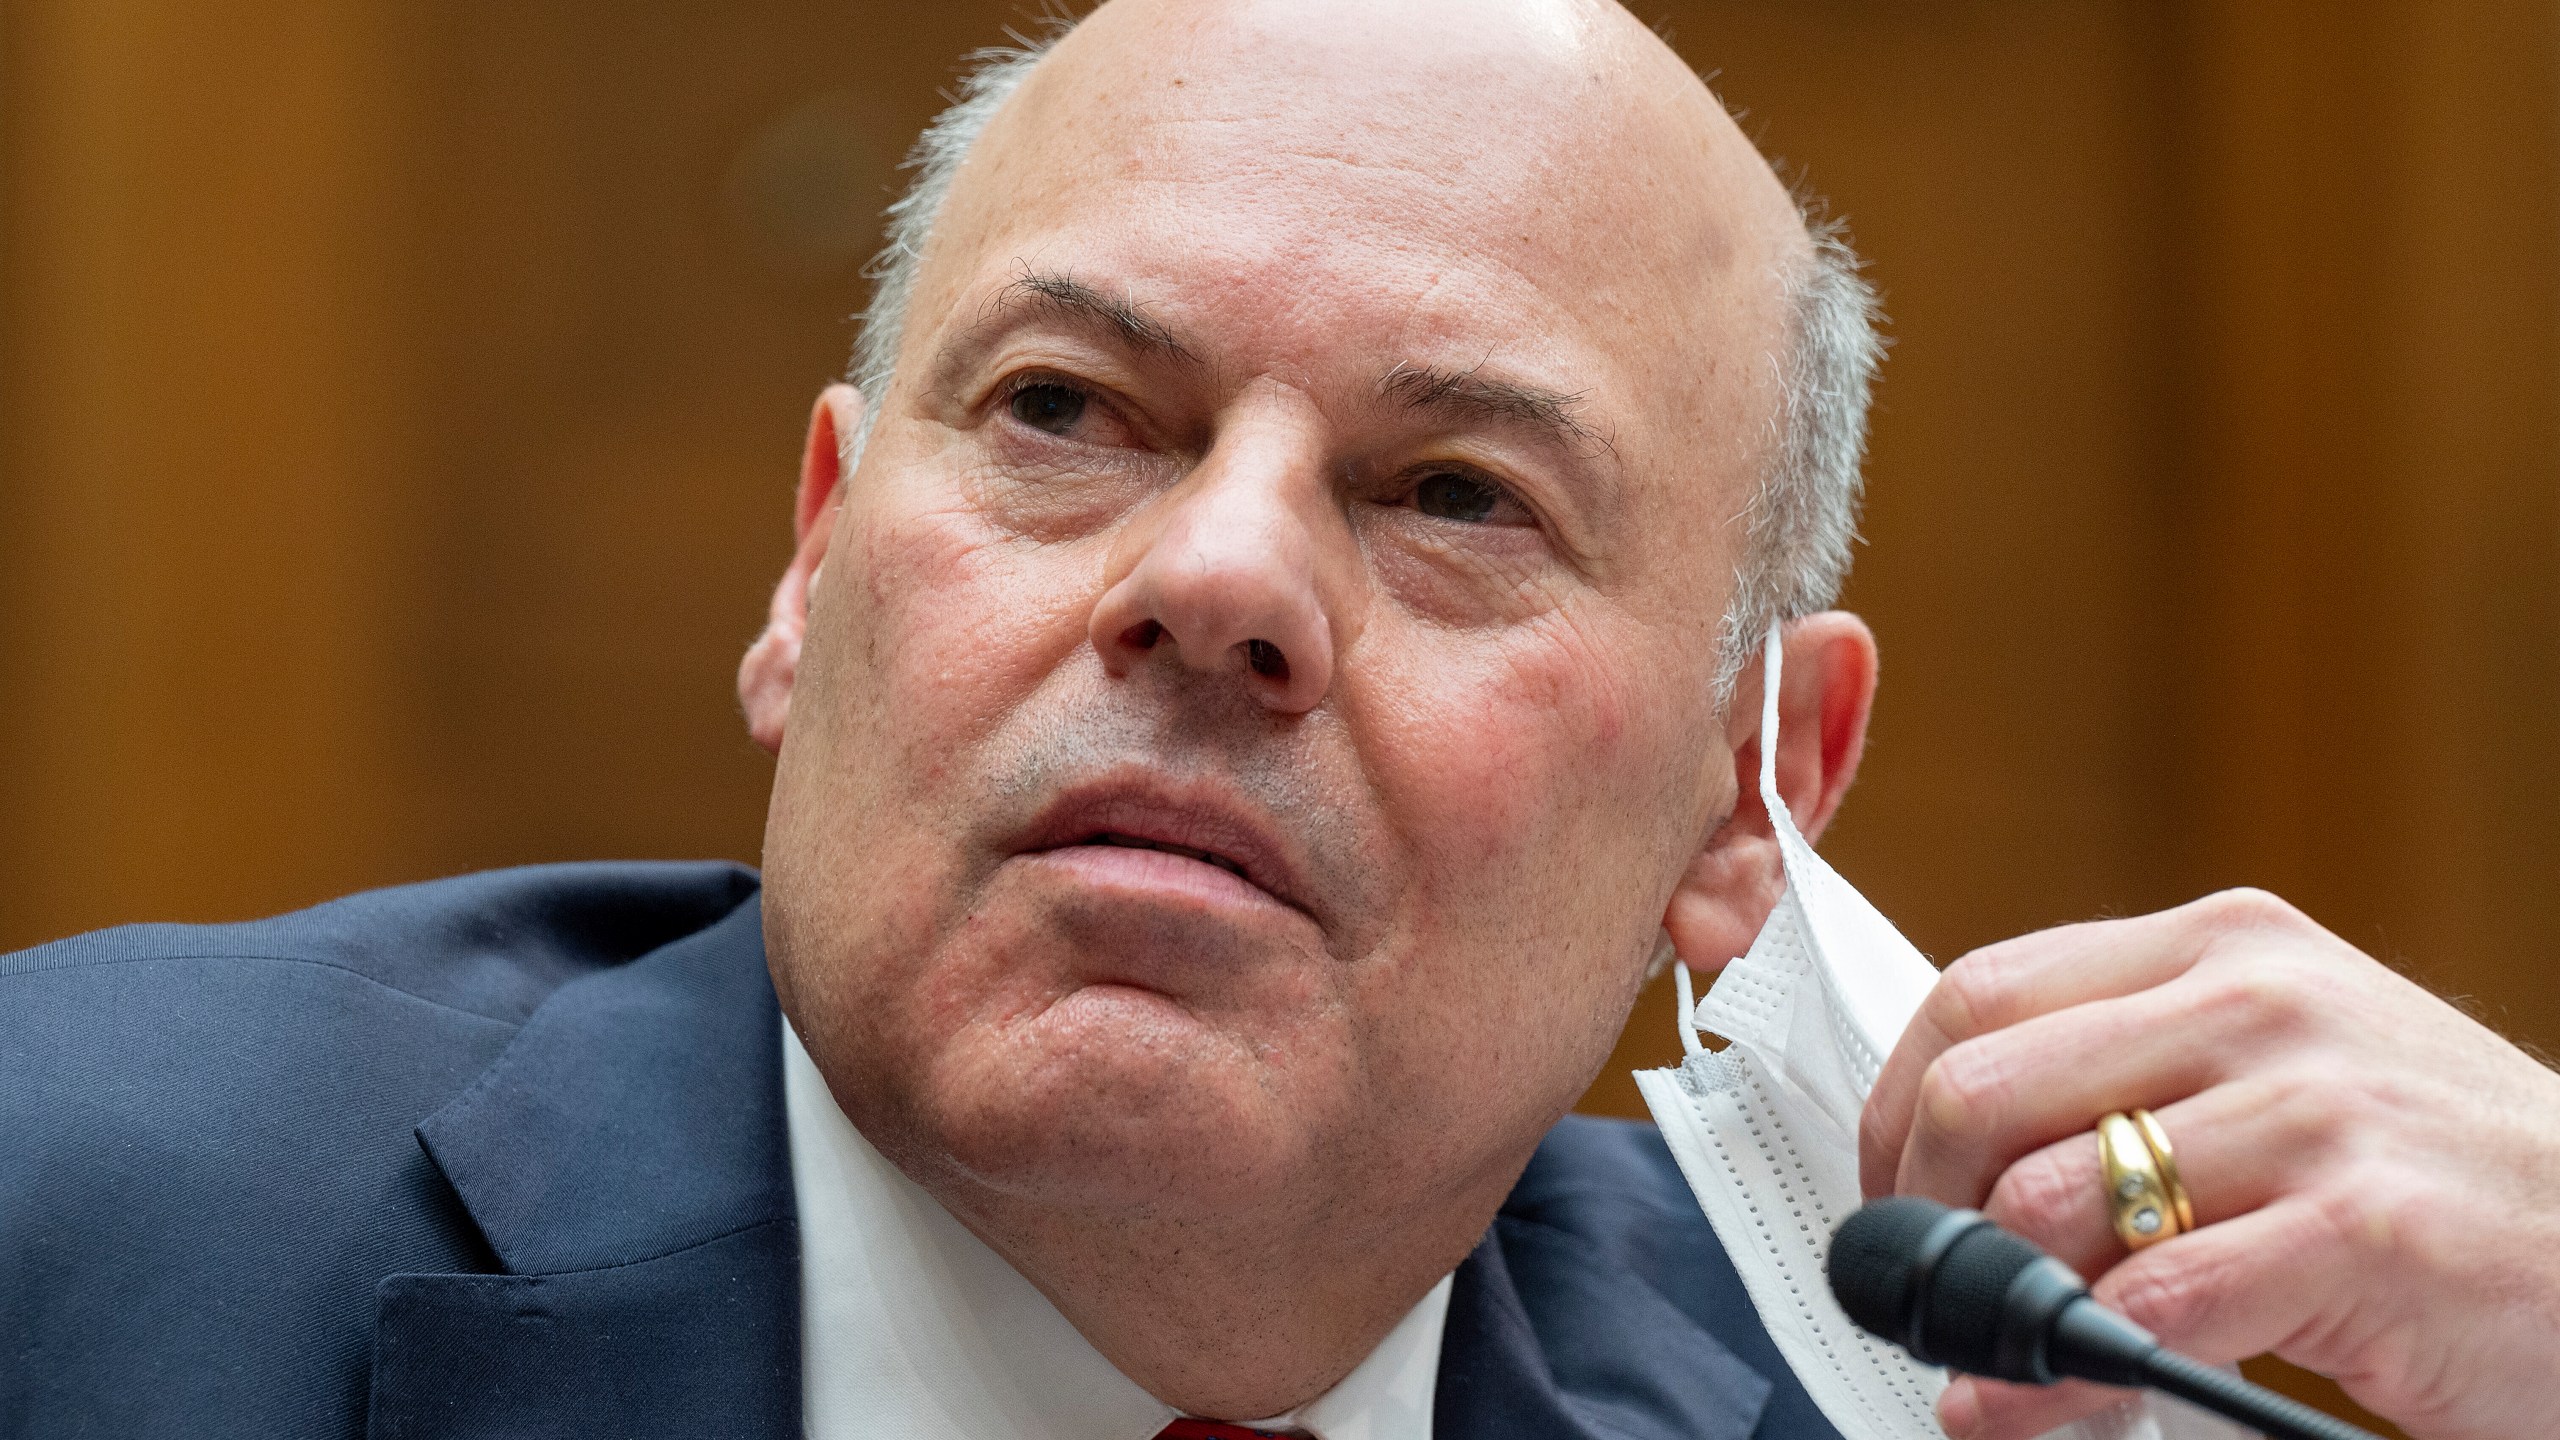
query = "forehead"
xmin=907 ymin=0 xmax=1799 ymax=510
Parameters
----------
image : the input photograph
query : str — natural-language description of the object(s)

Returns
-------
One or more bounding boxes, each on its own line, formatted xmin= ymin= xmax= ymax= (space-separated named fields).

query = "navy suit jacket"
xmin=0 ymin=863 xmax=1845 ymax=1439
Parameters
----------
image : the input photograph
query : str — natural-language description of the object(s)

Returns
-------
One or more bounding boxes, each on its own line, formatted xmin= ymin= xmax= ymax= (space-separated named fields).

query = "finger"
xmin=1862 ymin=904 xmax=2219 ymax=1198
xmin=1891 ymin=970 xmax=2257 ymax=1208
xmin=1947 ymin=1198 xmax=2357 ymax=1440
xmin=1979 ymin=1075 xmax=2312 ymax=1278
xmin=2088 ymin=1195 xmax=2356 ymax=1368
xmin=1940 ymin=1373 xmax=2136 ymax=1440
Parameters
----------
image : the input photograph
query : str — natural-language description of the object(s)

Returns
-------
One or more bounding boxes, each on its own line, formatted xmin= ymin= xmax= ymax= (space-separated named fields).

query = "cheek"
xmin=1329 ymin=607 xmax=1698 ymax=1158
xmin=824 ymin=492 xmax=1099 ymax=773
xmin=775 ymin=484 xmax=1098 ymax=974
xmin=1361 ymin=605 xmax=1661 ymax=864
xmin=775 ymin=486 xmax=1112 ymax=1100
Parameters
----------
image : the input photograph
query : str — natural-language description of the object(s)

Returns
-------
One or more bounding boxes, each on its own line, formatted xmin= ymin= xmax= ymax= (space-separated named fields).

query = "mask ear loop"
xmin=1758 ymin=615 xmax=1786 ymax=821
xmin=1673 ymin=618 xmax=1792 ymax=1061
xmin=1673 ymin=958 xmax=1706 ymax=1058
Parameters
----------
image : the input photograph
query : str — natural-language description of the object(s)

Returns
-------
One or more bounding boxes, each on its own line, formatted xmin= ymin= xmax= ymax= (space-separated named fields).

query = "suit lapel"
xmin=368 ymin=896 xmax=800 ymax=1440
xmin=361 ymin=885 xmax=1783 ymax=1440
xmin=1436 ymin=1214 xmax=1775 ymax=1440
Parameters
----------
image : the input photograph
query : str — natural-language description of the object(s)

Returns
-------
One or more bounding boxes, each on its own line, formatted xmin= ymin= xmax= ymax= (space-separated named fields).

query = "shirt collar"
xmin=784 ymin=1019 xmax=1450 ymax=1440
xmin=1269 ymin=1268 xmax=1449 ymax=1440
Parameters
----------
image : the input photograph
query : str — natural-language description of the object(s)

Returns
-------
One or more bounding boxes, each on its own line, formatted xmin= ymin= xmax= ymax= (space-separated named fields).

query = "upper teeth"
xmin=1094 ymin=834 xmax=1248 ymax=879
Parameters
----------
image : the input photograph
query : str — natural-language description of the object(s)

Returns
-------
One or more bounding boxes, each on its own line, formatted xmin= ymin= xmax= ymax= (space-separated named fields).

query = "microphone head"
xmin=1831 ymin=1197 xmax=2093 ymax=1383
xmin=1918 ymin=1221 xmax=2046 ymax=1373
xmin=1827 ymin=1195 xmax=1958 ymax=1344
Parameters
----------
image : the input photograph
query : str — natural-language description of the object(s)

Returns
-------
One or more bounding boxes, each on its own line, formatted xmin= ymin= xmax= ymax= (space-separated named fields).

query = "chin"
xmin=910 ymin=980 xmax=1323 ymax=1215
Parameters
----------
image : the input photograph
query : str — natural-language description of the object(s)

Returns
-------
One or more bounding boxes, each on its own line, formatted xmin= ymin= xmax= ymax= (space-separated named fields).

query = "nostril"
xmin=1120 ymin=620 xmax=1165 ymax=651
xmin=1245 ymin=639 xmax=1289 ymax=680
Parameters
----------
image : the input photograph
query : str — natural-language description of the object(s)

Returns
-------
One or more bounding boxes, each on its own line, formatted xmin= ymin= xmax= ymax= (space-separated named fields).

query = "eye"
xmin=1008 ymin=381 xmax=1089 ymax=435
xmin=1411 ymin=469 xmax=1517 ymax=524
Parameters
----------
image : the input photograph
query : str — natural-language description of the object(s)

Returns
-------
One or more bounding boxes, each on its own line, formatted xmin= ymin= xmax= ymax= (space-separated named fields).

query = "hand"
xmin=1858 ymin=889 xmax=2560 ymax=1440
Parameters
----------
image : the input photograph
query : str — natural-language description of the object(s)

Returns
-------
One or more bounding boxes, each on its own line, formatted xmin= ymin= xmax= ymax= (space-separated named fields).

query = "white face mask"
xmin=1635 ymin=624 xmax=2243 ymax=1440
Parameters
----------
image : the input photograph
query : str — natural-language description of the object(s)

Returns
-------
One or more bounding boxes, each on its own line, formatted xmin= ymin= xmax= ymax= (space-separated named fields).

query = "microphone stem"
xmin=2138 ymin=1350 xmax=2386 ymax=1440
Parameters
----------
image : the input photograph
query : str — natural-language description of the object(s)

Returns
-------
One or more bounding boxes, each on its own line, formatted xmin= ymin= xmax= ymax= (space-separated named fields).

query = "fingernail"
xmin=1938 ymin=1378 xmax=1981 ymax=1440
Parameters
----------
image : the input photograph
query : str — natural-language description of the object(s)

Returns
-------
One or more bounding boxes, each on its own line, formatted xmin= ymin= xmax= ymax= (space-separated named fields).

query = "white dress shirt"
xmin=784 ymin=1021 xmax=1450 ymax=1440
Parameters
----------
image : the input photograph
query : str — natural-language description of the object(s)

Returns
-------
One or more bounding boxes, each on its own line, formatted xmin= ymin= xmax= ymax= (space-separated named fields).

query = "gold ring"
xmin=2098 ymin=1110 xmax=2184 ymax=1250
xmin=2130 ymin=1107 xmax=2194 ymax=1235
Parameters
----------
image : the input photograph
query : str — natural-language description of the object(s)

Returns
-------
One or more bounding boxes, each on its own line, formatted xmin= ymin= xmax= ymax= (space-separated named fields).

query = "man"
xmin=5 ymin=2 xmax=2557 ymax=1438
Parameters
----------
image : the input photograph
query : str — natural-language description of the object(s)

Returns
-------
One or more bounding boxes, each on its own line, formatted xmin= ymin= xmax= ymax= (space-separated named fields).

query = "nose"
xmin=1088 ymin=436 xmax=1343 ymax=715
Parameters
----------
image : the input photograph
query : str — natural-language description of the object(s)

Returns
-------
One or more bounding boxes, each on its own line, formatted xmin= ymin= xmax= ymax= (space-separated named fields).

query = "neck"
xmin=927 ymin=1169 xmax=1502 ymax=1419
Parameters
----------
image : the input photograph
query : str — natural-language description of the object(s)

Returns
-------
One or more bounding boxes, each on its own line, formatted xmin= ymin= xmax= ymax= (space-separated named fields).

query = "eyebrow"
xmin=984 ymin=270 xmax=1202 ymax=366
xmin=1377 ymin=359 xmax=1607 ymax=458
xmin=945 ymin=270 xmax=1610 ymax=466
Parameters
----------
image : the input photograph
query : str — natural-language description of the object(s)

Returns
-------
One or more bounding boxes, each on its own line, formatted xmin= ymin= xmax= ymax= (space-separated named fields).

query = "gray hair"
xmin=1716 ymin=218 xmax=1885 ymax=701
xmin=848 ymin=39 xmax=1883 ymax=709
xmin=845 ymin=45 xmax=1049 ymax=466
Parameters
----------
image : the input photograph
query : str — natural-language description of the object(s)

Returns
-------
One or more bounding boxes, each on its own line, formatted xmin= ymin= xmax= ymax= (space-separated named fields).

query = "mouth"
xmin=1006 ymin=775 xmax=1312 ymax=919
xmin=1083 ymin=831 xmax=1252 ymax=880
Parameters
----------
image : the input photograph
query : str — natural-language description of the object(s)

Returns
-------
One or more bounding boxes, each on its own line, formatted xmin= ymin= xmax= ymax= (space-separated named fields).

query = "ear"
xmin=738 ymin=384 xmax=865 ymax=755
xmin=1660 ymin=610 xmax=1878 ymax=975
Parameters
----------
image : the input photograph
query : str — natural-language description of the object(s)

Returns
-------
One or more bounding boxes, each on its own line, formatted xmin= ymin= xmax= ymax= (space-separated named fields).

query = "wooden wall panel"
xmin=2173 ymin=0 xmax=2560 ymax=1043
xmin=1 ymin=1 xmax=424 ymax=938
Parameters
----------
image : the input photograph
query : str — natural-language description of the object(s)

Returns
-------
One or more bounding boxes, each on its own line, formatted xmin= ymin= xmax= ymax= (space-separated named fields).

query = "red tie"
xmin=1155 ymin=1421 xmax=1293 ymax=1440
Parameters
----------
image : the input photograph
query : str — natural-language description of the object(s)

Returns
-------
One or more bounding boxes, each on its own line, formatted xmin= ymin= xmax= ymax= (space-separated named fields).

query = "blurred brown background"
xmin=4 ymin=2 xmax=2553 ymax=1427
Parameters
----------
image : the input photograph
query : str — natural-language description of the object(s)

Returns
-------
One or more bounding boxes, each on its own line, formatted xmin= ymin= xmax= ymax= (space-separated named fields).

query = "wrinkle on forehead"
xmin=902 ymin=0 xmax=1807 ymax=532
xmin=945 ymin=0 xmax=1798 ymax=290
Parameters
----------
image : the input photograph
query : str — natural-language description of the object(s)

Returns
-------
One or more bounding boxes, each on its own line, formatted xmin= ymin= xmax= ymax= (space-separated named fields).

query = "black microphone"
xmin=1826 ymin=1197 xmax=2384 ymax=1440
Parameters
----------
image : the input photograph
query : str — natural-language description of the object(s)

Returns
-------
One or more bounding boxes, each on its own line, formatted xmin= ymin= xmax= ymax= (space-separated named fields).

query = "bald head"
xmin=958 ymin=0 xmax=1804 ymax=345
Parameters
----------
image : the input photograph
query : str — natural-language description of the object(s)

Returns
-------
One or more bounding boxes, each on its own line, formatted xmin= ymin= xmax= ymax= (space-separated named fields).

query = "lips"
xmin=1085 ymin=832 xmax=1251 ymax=880
xmin=1007 ymin=775 xmax=1311 ymax=917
